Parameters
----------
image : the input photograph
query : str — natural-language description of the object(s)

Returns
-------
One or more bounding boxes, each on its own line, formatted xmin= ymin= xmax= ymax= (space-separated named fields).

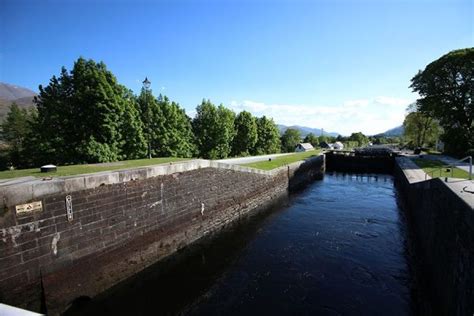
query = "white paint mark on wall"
xmin=141 ymin=191 xmax=148 ymax=198
xmin=201 ymin=203 xmax=205 ymax=216
xmin=8 ymin=226 xmax=22 ymax=247
xmin=1 ymin=228 xmax=6 ymax=243
xmin=2 ymin=218 xmax=55 ymax=246
xmin=51 ymin=233 xmax=60 ymax=256
xmin=149 ymin=201 xmax=162 ymax=209
xmin=27 ymin=222 xmax=40 ymax=232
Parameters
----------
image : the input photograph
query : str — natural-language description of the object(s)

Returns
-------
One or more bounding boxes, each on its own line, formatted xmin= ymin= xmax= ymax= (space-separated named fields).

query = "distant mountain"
xmin=0 ymin=83 xmax=36 ymax=100
xmin=277 ymin=124 xmax=339 ymax=137
xmin=0 ymin=82 xmax=37 ymax=121
xmin=381 ymin=125 xmax=404 ymax=137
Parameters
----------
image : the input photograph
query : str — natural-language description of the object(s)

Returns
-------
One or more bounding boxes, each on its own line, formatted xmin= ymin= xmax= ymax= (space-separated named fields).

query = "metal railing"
xmin=425 ymin=156 xmax=472 ymax=180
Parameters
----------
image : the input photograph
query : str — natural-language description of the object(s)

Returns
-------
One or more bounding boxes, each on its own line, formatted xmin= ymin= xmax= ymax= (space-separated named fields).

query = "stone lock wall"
xmin=0 ymin=156 xmax=325 ymax=314
xmin=394 ymin=157 xmax=474 ymax=316
xmin=325 ymin=151 xmax=395 ymax=174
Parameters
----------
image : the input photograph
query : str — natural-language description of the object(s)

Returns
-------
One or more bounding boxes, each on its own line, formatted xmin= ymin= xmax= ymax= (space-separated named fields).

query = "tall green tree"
xmin=34 ymin=57 xmax=146 ymax=164
xmin=303 ymin=133 xmax=319 ymax=147
xmin=410 ymin=48 xmax=474 ymax=156
xmin=281 ymin=128 xmax=301 ymax=152
xmin=403 ymin=104 xmax=440 ymax=148
xmin=0 ymin=103 xmax=36 ymax=167
xmin=158 ymin=95 xmax=196 ymax=157
xmin=120 ymin=89 xmax=147 ymax=159
xmin=254 ymin=116 xmax=281 ymax=155
xmin=192 ymin=100 xmax=235 ymax=159
xmin=232 ymin=111 xmax=257 ymax=156
xmin=318 ymin=135 xmax=328 ymax=144
xmin=348 ymin=132 xmax=369 ymax=147
xmin=138 ymin=92 xmax=195 ymax=158
xmin=216 ymin=105 xmax=236 ymax=158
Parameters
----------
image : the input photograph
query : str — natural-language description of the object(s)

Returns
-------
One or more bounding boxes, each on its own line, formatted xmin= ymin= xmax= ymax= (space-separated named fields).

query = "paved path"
xmin=217 ymin=153 xmax=292 ymax=165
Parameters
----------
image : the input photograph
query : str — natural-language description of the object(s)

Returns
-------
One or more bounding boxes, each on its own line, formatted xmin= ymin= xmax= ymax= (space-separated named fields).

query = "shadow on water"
xmin=64 ymin=196 xmax=291 ymax=316
xmin=65 ymin=172 xmax=420 ymax=316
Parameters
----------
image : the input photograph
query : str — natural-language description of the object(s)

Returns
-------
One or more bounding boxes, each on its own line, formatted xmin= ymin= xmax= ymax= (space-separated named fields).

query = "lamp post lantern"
xmin=143 ymin=77 xmax=152 ymax=159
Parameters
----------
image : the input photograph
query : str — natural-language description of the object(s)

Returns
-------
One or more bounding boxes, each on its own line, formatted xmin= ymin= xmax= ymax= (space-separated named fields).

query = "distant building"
xmin=319 ymin=141 xmax=334 ymax=150
xmin=333 ymin=141 xmax=344 ymax=150
xmin=295 ymin=143 xmax=314 ymax=152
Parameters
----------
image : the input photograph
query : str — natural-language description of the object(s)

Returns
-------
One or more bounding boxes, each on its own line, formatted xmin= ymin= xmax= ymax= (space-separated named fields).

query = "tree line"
xmin=281 ymin=129 xmax=371 ymax=152
xmin=404 ymin=48 xmax=473 ymax=157
xmin=0 ymin=58 xmax=285 ymax=169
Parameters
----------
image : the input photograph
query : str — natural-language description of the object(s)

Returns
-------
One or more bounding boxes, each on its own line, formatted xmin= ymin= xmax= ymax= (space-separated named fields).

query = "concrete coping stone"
xmin=396 ymin=156 xmax=474 ymax=209
xmin=395 ymin=156 xmax=431 ymax=184
xmin=442 ymin=178 xmax=474 ymax=209
xmin=0 ymin=155 xmax=325 ymax=209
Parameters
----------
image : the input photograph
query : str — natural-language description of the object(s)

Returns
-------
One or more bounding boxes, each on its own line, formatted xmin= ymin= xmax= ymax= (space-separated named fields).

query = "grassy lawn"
xmin=242 ymin=150 xmax=320 ymax=170
xmin=412 ymin=158 xmax=470 ymax=179
xmin=0 ymin=157 xmax=190 ymax=180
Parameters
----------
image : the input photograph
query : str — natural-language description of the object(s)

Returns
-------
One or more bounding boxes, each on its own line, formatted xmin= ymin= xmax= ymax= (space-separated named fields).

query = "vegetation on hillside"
xmin=1 ymin=48 xmax=471 ymax=171
xmin=0 ymin=58 xmax=284 ymax=170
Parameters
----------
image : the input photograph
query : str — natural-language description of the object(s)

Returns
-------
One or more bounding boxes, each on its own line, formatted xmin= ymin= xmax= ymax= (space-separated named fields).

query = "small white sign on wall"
xmin=15 ymin=201 xmax=43 ymax=216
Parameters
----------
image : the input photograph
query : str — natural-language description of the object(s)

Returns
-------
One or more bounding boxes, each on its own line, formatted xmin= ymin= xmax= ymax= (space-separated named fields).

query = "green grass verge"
xmin=242 ymin=150 xmax=320 ymax=170
xmin=0 ymin=157 xmax=190 ymax=180
xmin=412 ymin=158 xmax=470 ymax=179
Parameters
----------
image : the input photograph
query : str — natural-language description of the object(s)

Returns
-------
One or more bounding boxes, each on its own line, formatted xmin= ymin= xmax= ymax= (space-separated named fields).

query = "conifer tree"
xmin=192 ymin=100 xmax=235 ymax=159
xmin=254 ymin=116 xmax=281 ymax=155
xmin=0 ymin=103 xmax=35 ymax=167
xmin=34 ymin=57 xmax=146 ymax=164
xmin=232 ymin=111 xmax=257 ymax=156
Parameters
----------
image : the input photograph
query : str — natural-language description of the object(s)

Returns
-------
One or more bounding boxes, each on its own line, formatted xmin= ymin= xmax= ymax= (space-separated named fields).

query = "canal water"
xmin=66 ymin=172 xmax=418 ymax=316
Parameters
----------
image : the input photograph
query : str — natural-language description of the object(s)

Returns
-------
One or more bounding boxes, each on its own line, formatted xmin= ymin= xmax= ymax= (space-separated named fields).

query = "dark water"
xmin=66 ymin=172 xmax=417 ymax=316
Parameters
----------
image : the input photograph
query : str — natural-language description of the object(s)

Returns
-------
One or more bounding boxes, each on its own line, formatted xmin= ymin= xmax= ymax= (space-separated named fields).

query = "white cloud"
xmin=374 ymin=96 xmax=412 ymax=107
xmin=343 ymin=99 xmax=370 ymax=108
xmin=228 ymin=97 xmax=414 ymax=136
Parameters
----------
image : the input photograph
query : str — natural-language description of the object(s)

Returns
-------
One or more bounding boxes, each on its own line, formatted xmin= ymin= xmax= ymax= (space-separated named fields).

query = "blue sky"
xmin=1 ymin=0 xmax=472 ymax=135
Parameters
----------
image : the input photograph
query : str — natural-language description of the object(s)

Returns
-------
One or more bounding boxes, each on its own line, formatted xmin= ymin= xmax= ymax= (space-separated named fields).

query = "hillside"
xmin=382 ymin=125 xmax=404 ymax=136
xmin=0 ymin=83 xmax=36 ymax=121
xmin=277 ymin=124 xmax=339 ymax=137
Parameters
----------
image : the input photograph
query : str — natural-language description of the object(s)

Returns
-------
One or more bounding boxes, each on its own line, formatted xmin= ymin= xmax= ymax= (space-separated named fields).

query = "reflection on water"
xmin=65 ymin=172 xmax=417 ymax=316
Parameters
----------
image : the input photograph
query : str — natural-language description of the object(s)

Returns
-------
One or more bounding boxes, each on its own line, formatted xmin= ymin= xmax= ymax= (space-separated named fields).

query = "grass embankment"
xmin=0 ymin=157 xmax=189 ymax=180
xmin=412 ymin=158 xmax=470 ymax=179
xmin=242 ymin=150 xmax=320 ymax=171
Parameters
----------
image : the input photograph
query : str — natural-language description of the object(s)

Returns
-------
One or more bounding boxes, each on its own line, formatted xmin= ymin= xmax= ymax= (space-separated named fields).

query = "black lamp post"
xmin=143 ymin=77 xmax=152 ymax=159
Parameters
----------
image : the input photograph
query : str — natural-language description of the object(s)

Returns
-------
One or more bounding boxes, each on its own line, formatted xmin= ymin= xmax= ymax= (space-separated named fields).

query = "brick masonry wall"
xmin=394 ymin=159 xmax=474 ymax=316
xmin=0 ymin=155 xmax=324 ymax=314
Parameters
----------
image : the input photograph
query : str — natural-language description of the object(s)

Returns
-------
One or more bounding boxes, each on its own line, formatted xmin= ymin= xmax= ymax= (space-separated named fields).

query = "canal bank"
xmin=1 ymin=152 xmax=472 ymax=315
xmin=66 ymin=172 xmax=418 ymax=316
xmin=0 ymin=155 xmax=324 ymax=314
xmin=394 ymin=157 xmax=474 ymax=316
